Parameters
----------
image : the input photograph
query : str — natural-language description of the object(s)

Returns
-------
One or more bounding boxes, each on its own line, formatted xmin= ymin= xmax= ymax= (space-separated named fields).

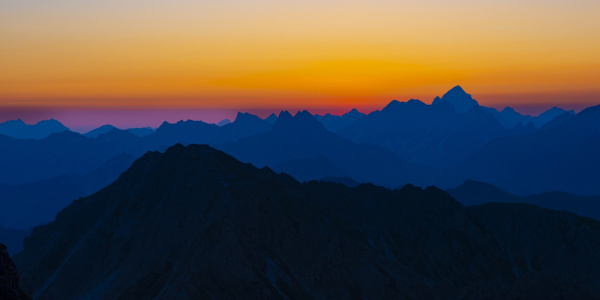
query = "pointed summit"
xmin=216 ymin=119 xmax=232 ymax=127
xmin=273 ymin=110 xmax=293 ymax=125
xmin=264 ymin=113 xmax=277 ymax=124
xmin=233 ymin=112 xmax=263 ymax=124
xmin=84 ymin=124 xmax=118 ymax=138
xmin=447 ymin=85 xmax=466 ymax=94
xmin=273 ymin=110 xmax=326 ymax=133
xmin=439 ymin=85 xmax=479 ymax=113
xmin=342 ymin=108 xmax=365 ymax=119
xmin=383 ymin=100 xmax=401 ymax=111
xmin=501 ymin=107 xmax=516 ymax=114
xmin=294 ymin=110 xmax=316 ymax=119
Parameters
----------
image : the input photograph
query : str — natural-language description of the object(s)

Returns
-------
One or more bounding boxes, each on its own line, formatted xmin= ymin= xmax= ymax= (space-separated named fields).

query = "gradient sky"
xmin=1 ymin=0 xmax=599 ymax=123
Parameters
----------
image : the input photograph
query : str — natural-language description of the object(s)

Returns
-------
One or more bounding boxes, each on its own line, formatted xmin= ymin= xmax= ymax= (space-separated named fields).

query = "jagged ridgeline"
xmin=14 ymin=144 xmax=600 ymax=299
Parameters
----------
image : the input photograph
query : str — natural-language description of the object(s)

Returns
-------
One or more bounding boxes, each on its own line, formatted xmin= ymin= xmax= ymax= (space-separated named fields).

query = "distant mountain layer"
xmin=84 ymin=125 xmax=118 ymax=138
xmin=431 ymin=85 xmax=574 ymax=128
xmin=337 ymin=86 xmax=573 ymax=167
xmin=0 ymin=119 xmax=69 ymax=139
xmin=148 ymin=112 xmax=271 ymax=147
xmin=0 ymin=112 xmax=271 ymax=186
xmin=0 ymin=153 xmax=136 ymax=230
xmin=219 ymin=110 xmax=432 ymax=188
xmin=0 ymin=130 xmax=146 ymax=185
xmin=338 ymin=98 xmax=512 ymax=167
xmin=314 ymin=108 xmax=366 ymax=132
xmin=85 ymin=125 xmax=155 ymax=138
xmin=14 ymin=144 xmax=600 ymax=299
xmin=0 ymin=227 xmax=31 ymax=257
xmin=216 ymin=119 xmax=231 ymax=126
xmin=0 ymin=86 xmax=596 ymax=198
xmin=448 ymin=180 xmax=600 ymax=221
xmin=451 ymin=104 xmax=600 ymax=195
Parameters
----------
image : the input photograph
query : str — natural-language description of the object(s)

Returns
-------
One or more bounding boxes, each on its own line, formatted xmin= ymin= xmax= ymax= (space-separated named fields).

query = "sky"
xmin=1 ymin=0 xmax=599 ymax=130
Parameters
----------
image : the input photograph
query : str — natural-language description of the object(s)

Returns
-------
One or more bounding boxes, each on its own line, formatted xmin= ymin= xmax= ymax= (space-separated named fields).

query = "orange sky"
xmin=1 ymin=0 xmax=599 ymax=110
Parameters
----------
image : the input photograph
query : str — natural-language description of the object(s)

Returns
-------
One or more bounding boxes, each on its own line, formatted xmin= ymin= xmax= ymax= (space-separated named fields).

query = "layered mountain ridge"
xmin=0 ymin=119 xmax=69 ymax=140
xmin=1 ymin=87 xmax=598 ymax=257
xmin=13 ymin=144 xmax=600 ymax=299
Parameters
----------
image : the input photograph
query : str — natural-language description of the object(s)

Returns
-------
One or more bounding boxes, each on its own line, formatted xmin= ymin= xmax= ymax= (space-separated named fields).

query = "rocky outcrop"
xmin=0 ymin=244 xmax=30 ymax=300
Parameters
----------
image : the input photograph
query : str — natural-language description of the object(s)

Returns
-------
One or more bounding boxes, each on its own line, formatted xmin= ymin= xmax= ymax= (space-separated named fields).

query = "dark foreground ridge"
xmin=0 ymin=244 xmax=31 ymax=300
xmin=14 ymin=144 xmax=600 ymax=299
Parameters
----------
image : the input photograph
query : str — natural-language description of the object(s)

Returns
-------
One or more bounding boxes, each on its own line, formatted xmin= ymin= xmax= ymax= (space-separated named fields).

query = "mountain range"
xmin=84 ymin=125 xmax=154 ymax=138
xmin=218 ymin=110 xmax=432 ymax=187
xmin=448 ymin=180 xmax=600 ymax=221
xmin=13 ymin=144 xmax=600 ymax=299
xmin=450 ymin=104 xmax=600 ymax=195
xmin=337 ymin=86 xmax=569 ymax=167
xmin=0 ymin=153 xmax=136 ymax=230
xmin=314 ymin=108 xmax=366 ymax=132
xmin=431 ymin=86 xmax=574 ymax=129
xmin=0 ymin=119 xmax=69 ymax=140
xmin=0 ymin=86 xmax=598 ymax=250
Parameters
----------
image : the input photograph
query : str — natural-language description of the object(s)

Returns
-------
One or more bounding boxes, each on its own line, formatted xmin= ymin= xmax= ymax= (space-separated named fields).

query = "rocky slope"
xmin=0 ymin=244 xmax=30 ymax=300
xmin=13 ymin=144 xmax=600 ymax=299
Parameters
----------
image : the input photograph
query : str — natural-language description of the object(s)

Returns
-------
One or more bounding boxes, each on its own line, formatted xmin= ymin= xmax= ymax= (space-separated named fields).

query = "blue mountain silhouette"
xmin=429 ymin=86 xmax=574 ymax=128
xmin=125 ymin=126 xmax=154 ymax=137
xmin=314 ymin=108 xmax=366 ymax=132
xmin=12 ymin=144 xmax=600 ymax=299
xmin=450 ymin=105 xmax=600 ymax=195
xmin=432 ymin=85 xmax=479 ymax=113
xmin=84 ymin=124 xmax=118 ymax=138
xmin=338 ymin=97 xmax=511 ymax=167
xmin=263 ymin=113 xmax=278 ymax=124
xmin=273 ymin=155 xmax=349 ymax=182
xmin=216 ymin=118 xmax=232 ymax=126
xmin=337 ymin=86 xmax=577 ymax=167
xmin=0 ymin=119 xmax=69 ymax=139
xmin=0 ymin=130 xmax=146 ymax=185
xmin=448 ymin=180 xmax=600 ymax=221
xmin=0 ymin=226 xmax=30 ymax=256
xmin=85 ymin=125 xmax=155 ymax=138
xmin=148 ymin=112 xmax=270 ymax=148
xmin=0 ymin=153 xmax=135 ymax=230
xmin=219 ymin=110 xmax=431 ymax=187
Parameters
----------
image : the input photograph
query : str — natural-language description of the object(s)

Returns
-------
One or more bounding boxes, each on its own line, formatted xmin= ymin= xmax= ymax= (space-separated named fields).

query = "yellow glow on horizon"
xmin=1 ymin=0 xmax=599 ymax=108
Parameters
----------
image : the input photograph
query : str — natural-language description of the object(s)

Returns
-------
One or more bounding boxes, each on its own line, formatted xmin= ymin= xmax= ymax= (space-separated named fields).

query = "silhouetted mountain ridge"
xmin=149 ymin=113 xmax=271 ymax=147
xmin=314 ymin=108 xmax=365 ymax=132
xmin=0 ymin=243 xmax=30 ymax=300
xmin=433 ymin=85 xmax=479 ymax=113
xmin=449 ymin=180 xmax=600 ymax=221
xmin=451 ymin=104 xmax=600 ymax=195
xmin=0 ymin=131 xmax=146 ymax=185
xmin=339 ymin=96 xmax=509 ymax=167
xmin=0 ymin=153 xmax=136 ymax=230
xmin=219 ymin=111 xmax=431 ymax=187
xmin=273 ymin=110 xmax=327 ymax=134
xmin=84 ymin=125 xmax=118 ymax=138
xmin=13 ymin=144 xmax=600 ymax=299
xmin=0 ymin=119 xmax=69 ymax=139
